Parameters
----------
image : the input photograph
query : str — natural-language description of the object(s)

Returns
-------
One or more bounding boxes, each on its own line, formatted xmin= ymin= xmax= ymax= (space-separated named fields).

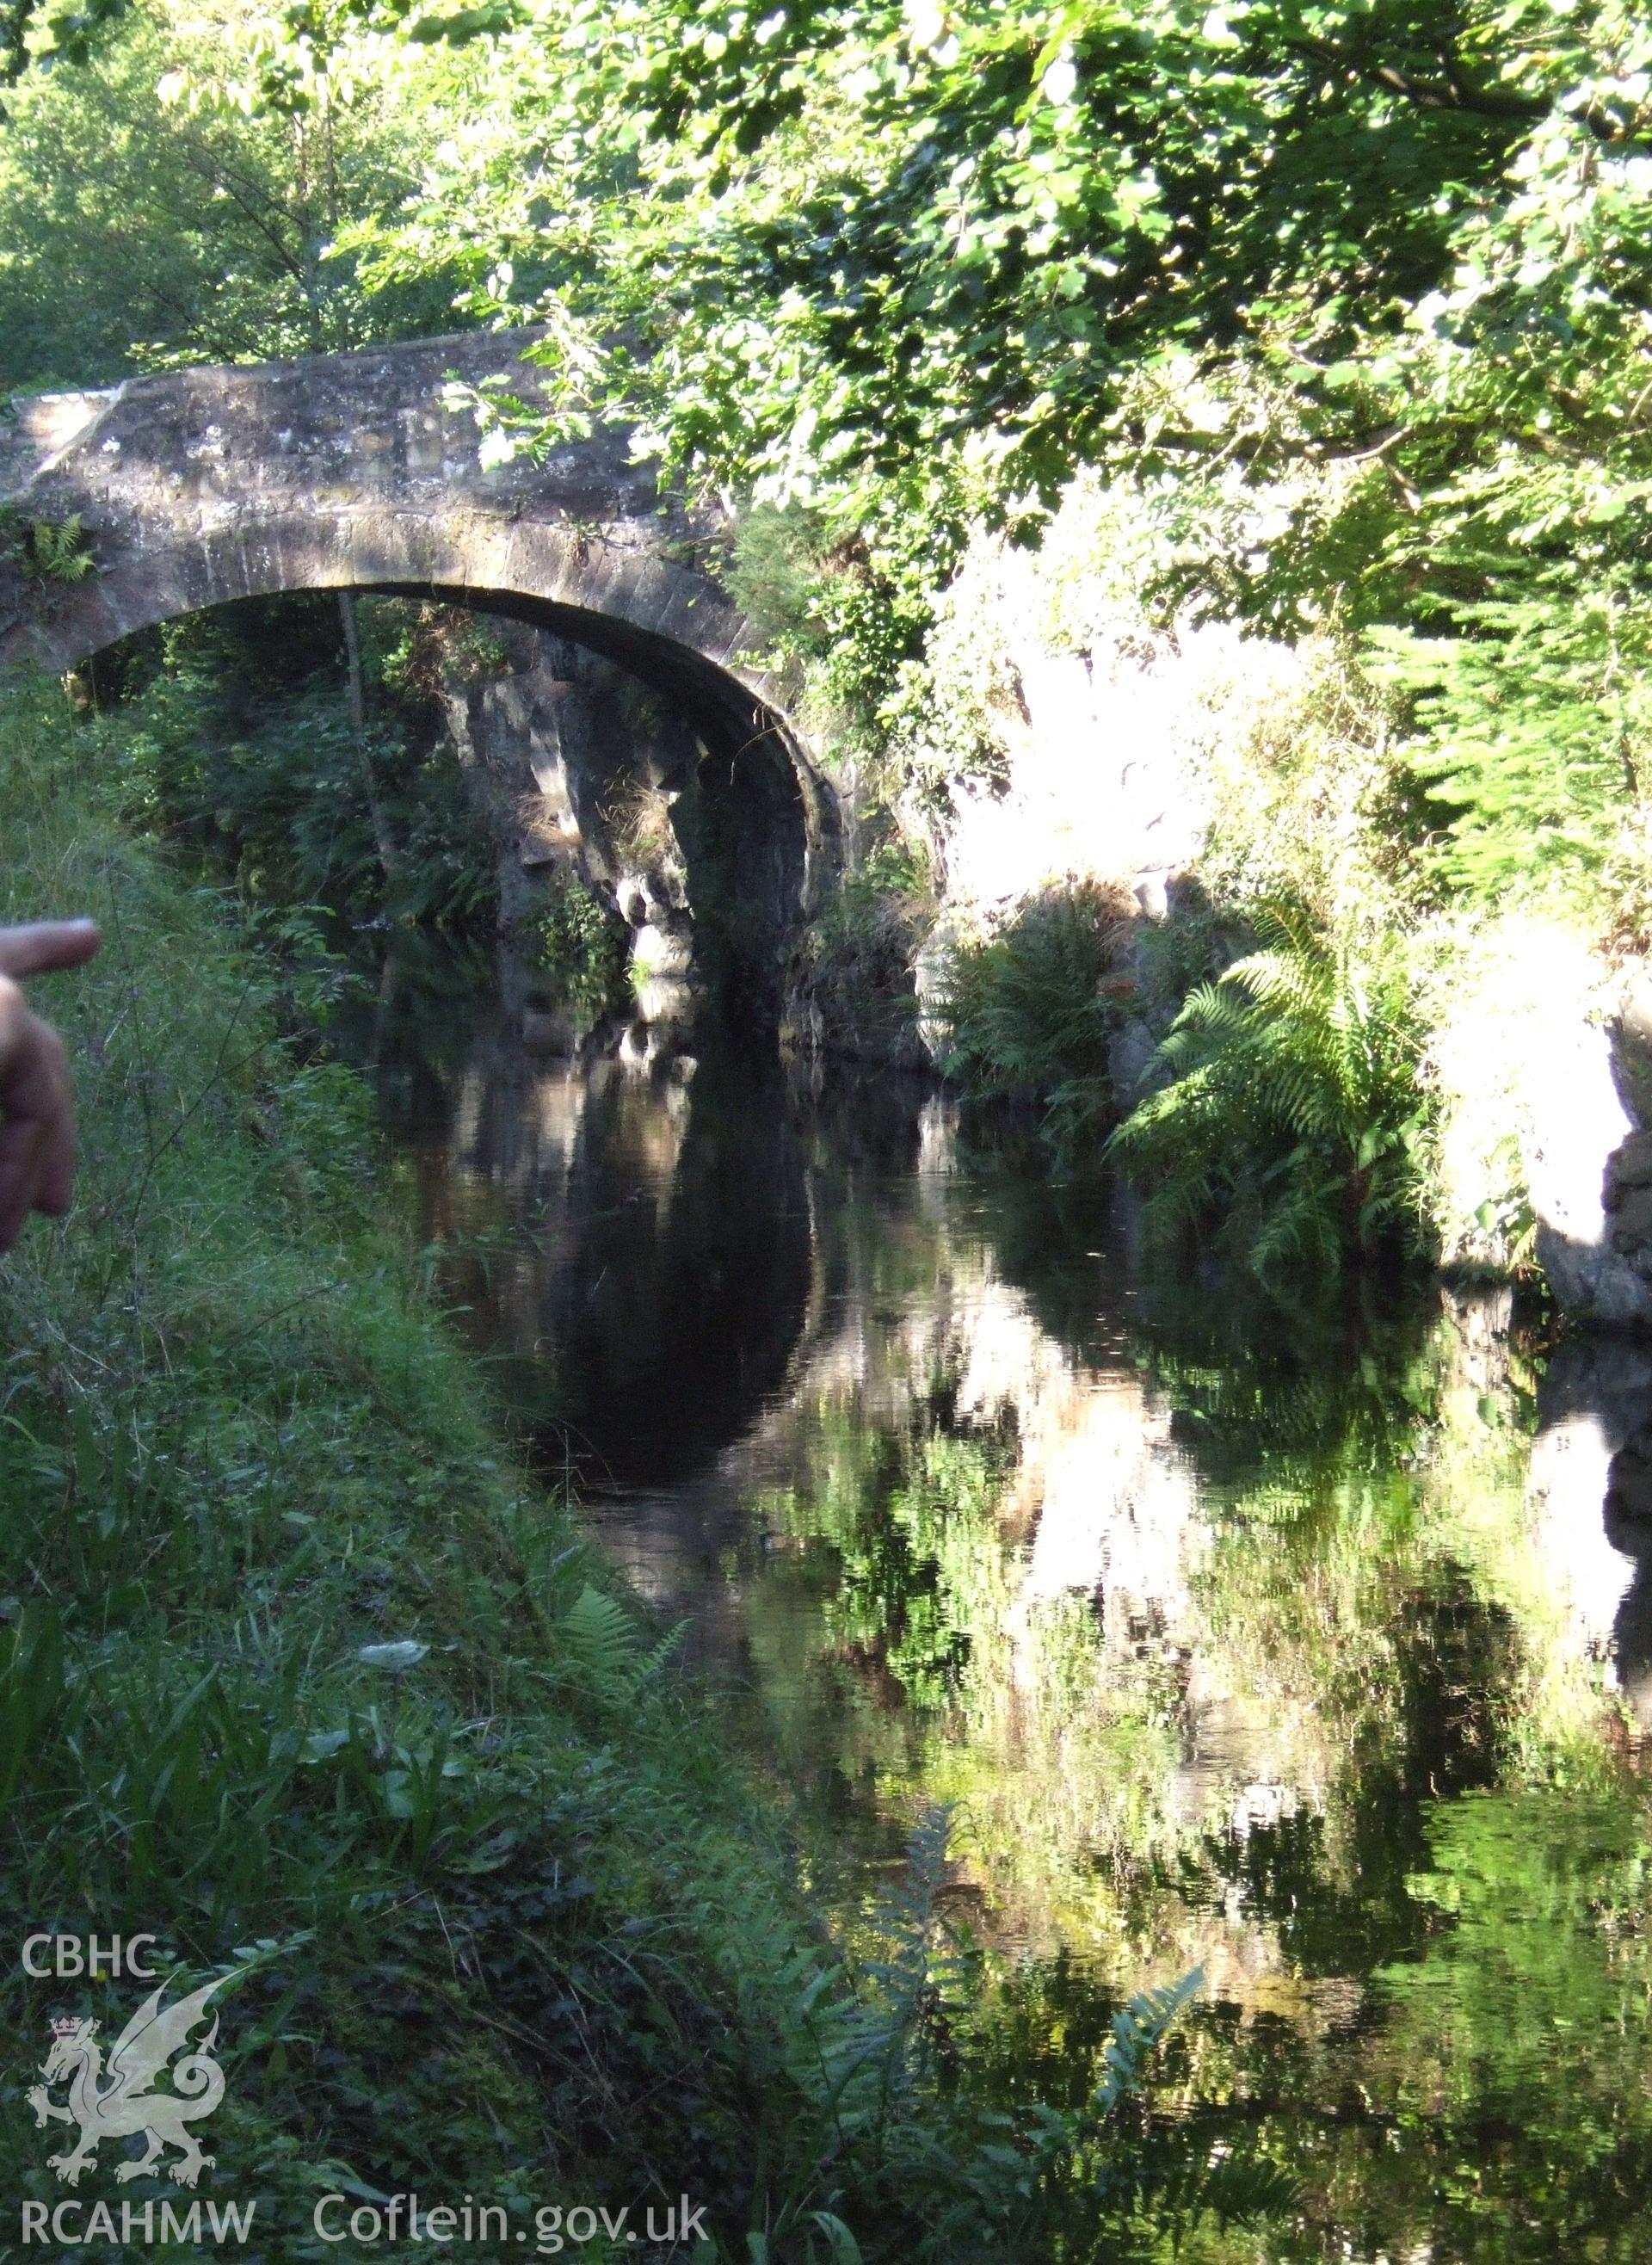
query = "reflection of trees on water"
xmin=714 ymin=1119 xmax=1652 ymax=2262
xmin=351 ymin=960 xmax=1652 ymax=2261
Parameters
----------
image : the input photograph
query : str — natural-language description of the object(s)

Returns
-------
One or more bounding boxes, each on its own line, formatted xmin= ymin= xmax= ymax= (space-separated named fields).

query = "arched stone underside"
xmin=0 ymin=330 xmax=838 ymax=1023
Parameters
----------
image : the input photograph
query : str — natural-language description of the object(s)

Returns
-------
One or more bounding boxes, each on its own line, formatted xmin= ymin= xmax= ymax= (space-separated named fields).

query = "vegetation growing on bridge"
xmin=0 ymin=503 xmax=96 ymax=583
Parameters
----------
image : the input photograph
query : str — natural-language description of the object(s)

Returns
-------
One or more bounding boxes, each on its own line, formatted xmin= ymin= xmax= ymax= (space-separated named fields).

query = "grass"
xmin=0 ymin=674 xmax=819 ymax=2250
xmin=0 ymin=676 xmax=1283 ymax=2262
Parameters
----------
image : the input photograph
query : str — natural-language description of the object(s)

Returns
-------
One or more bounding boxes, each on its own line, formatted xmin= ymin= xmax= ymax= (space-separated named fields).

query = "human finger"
xmin=0 ymin=1006 xmax=73 ymax=1249
xmin=28 ymin=1021 xmax=77 ymax=1216
xmin=0 ymin=920 xmax=102 ymax=980
xmin=0 ymin=1111 xmax=48 ymax=1252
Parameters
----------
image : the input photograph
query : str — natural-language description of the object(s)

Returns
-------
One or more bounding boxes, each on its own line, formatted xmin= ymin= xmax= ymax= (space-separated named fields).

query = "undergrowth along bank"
xmin=0 ymin=676 xmax=1285 ymax=2262
xmin=0 ymin=669 xmax=796 ymax=2250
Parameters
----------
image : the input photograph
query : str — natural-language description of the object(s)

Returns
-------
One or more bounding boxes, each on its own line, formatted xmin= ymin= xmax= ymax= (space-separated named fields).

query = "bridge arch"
xmin=0 ymin=331 xmax=838 ymax=1023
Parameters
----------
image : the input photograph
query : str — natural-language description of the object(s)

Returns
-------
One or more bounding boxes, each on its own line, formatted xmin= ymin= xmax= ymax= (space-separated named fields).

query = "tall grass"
xmin=0 ymin=673 xmax=792 ymax=2232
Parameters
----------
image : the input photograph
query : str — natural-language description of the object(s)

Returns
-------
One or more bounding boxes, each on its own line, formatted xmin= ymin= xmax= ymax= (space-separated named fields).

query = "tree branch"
xmin=1286 ymin=34 xmax=1542 ymax=122
xmin=172 ymin=132 xmax=311 ymax=287
xmin=1131 ymin=421 xmax=1404 ymax=466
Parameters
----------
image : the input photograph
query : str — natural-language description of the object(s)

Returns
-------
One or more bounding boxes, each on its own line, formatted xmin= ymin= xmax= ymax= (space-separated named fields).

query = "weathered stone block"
xmin=1610 ymin=1185 xmax=1652 ymax=1252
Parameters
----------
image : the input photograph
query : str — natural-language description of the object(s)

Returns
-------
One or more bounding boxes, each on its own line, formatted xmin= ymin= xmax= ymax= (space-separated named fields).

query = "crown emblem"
xmin=49 ymin=2015 xmax=83 ymax=2037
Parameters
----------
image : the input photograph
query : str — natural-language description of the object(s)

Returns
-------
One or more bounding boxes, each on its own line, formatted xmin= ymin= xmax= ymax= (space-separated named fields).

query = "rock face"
xmin=438 ymin=620 xmax=819 ymax=1025
xmin=926 ymin=534 xmax=1234 ymax=929
xmin=440 ymin=622 xmax=699 ymax=997
xmin=1530 ymin=1334 xmax=1652 ymax=1724
xmin=1522 ymin=1003 xmax=1646 ymax=1324
xmin=0 ymin=329 xmax=839 ymax=1031
xmin=1519 ymin=970 xmax=1652 ymax=1330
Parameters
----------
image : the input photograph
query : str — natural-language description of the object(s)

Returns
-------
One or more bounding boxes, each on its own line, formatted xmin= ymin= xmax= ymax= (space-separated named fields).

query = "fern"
xmin=558 ymin=1583 xmax=681 ymax=1700
xmin=1 ymin=506 xmax=96 ymax=584
xmin=1107 ymin=900 xmax=1433 ymax=1277
xmin=1091 ymin=1969 xmax=1203 ymax=2116
xmin=1368 ymin=565 xmax=1652 ymax=911
xmin=753 ymin=1811 xmax=1293 ymax=2259
xmin=797 ymin=1805 xmax=963 ymax=2147
xmin=1080 ymin=1969 xmax=1301 ymax=2243
xmin=1096 ymin=2133 xmax=1301 ymax=2253
xmin=934 ymin=883 xmax=1135 ymax=1157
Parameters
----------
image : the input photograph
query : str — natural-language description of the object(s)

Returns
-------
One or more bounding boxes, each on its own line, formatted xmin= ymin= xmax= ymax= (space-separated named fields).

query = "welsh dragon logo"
xmin=27 ymin=1973 xmax=229 ymax=2188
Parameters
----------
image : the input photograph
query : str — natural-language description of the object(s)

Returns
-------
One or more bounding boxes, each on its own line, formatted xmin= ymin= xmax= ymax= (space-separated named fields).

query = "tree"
xmin=311 ymin=0 xmax=1652 ymax=845
xmin=0 ymin=0 xmax=469 ymax=389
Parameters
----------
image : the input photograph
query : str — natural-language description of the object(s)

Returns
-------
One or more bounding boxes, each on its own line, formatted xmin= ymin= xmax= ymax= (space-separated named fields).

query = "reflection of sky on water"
xmin=356 ymin=960 xmax=1652 ymax=2262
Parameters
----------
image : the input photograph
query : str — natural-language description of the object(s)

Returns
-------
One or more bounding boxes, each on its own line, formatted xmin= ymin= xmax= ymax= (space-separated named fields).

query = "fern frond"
xmin=559 ymin=1583 xmax=646 ymax=1698
xmin=24 ymin=513 xmax=96 ymax=583
xmin=1092 ymin=1967 xmax=1203 ymax=2117
xmin=1104 ymin=2138 xmax=1299 ymax=2233
xmin=1107 ymin=902 xmax=1433 ymax=1275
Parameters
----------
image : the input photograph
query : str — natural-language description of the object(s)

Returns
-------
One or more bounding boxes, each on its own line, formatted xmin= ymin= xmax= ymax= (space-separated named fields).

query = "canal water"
xmin=353 ymin=952 xmax=1652 ymax=2263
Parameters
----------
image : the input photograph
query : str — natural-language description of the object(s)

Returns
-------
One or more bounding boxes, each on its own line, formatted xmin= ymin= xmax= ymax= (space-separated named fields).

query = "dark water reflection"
xmin=348 ymin=951 xmax=1652 ymax=2265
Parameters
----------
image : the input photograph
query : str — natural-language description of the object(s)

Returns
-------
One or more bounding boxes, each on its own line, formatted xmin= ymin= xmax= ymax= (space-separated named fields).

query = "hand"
xmin=0 ymin=920 xmax=101 ymax=1253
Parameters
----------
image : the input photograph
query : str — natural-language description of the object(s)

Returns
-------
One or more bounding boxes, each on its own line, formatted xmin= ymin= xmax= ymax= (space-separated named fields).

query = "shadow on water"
xmin=343 ymin=936 xmax=1652 ymax=2265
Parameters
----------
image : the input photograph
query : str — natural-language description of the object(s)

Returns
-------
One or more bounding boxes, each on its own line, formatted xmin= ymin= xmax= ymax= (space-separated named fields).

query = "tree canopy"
xmin=5 ymin=0 xmax=1651 ymax=902
xmin=341 ymin=0 xmax=1652 ymax=899
xmin=0 ymin=0 xmax=469 ymax=385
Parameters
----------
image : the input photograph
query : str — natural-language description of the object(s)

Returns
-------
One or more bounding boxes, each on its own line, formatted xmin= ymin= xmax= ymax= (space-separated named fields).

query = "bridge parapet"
xmin=0 ymin=387 xmax=118 ymax=492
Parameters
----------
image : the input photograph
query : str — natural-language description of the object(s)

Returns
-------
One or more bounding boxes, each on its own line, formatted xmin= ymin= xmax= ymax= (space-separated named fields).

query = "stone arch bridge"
xmin=0 ymin=329 xmax=836 ymax=1026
